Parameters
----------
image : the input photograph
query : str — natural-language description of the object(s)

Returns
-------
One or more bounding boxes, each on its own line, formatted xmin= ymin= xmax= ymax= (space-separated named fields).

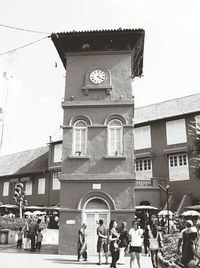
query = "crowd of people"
xmin=77 ymin=215 xmax=200 ymax=268
xmin=16 ymin=219 xmax=43 ymax=252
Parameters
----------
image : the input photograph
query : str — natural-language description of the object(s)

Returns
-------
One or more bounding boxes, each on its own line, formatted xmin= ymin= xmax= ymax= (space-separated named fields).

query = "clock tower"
xmin=51 ymin=29 xmax=145 ymax=255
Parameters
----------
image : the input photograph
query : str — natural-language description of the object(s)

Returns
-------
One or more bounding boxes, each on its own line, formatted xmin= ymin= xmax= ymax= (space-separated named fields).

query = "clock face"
xmin=89 ymin=69 xmax=106 ymax=84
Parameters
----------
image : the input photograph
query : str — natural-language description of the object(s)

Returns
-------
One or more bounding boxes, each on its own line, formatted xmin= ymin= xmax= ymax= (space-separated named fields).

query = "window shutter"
xmin=110 ymin=128 xmax=116 ymax=155
xmin=3 ymin=182 xmax=9 ymax=196
xmin=81 ymin=128 xmax=86 ymax=154
xmin=166 ymin=119 xmax=187 ymax=145
xmin=25 ymin=181 xmax=32 ymax=195
xmin=134 ymin=126 xmax=151 ymax=149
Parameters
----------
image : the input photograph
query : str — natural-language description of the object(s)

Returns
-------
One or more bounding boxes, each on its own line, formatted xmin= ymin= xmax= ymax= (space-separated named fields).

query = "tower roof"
xmin=51 ymin=28 xmax=145 ymax=77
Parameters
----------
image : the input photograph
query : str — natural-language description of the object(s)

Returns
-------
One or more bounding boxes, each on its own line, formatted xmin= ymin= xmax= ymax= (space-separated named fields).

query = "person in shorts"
xmin=97 ymin=219 xmax=109 ymax=265
xmin=128 ymin=220 xmax=143 ymax=268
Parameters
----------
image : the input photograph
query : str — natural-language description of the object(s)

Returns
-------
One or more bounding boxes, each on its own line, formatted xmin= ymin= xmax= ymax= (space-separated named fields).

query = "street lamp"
xmin=159 ymin=184 xmax=170 ymax=233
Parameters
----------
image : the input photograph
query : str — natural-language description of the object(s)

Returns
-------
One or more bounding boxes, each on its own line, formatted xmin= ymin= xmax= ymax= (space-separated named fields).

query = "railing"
xmin=135 ymin=177 xmax=159 ymax=187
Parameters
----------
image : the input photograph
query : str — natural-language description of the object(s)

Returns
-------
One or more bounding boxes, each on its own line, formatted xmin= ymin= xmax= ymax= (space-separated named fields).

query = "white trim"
xmin=38 ymin=178 xmax=46 ymax=194
xmin=83 ymin=196 xmax=110 ymax=211
xmin=166 ymin=118 xmax=187 ymax=145
xmin=25 ymin=180 xmax=32 ymax=195
xmin=135 ymin=158 xmax=152 ymax=180
xmin=72 ymin=120 xmax=88 ymax=156
xmin=3 ymin=181 xmax=9 ymax=196
xmin=168 ymin=153 xmax=189 ymax=181
xmin=134 ymin=125 xmax=151 ymax=149
xmin=107 ymin=119 xmax=123 ymax=156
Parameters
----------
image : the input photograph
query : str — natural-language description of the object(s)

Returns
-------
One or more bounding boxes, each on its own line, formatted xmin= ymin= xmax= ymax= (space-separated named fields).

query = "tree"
xmin=189 ymin=120 xmax=200 ymax=179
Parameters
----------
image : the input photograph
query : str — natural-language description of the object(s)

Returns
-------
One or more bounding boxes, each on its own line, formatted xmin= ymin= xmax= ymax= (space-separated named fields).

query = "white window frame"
xmin=134 ymin=125 xmax=151 ymax=150
xmin=52 ymin=170 xmax=61 ymax=190
xmin=3 ymin=181 xmax=9 ymax=196
xmin=166 ymin=119 xmax=187 ymax=145
xmin=72 ymin=120 xmax=87 ymax=156
xmin=107 ymin=119 xmax=123 ymax=156
xmin=25 ymin=181 xmax=32 ymax=195
xmin=53 ymin=143 xmax=62 ymax=163
xmin=168 ymin=153 xmax=189 ymax=181
xmin=135 ymin=158 xmax=152 ymax=180
xmin=38 ymin=178 xmax=45 ymax=194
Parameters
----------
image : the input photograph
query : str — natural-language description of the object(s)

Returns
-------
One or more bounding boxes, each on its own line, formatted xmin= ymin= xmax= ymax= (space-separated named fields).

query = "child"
xmin=17 ymin=227 xmax=23 ymax=249
xmin=36 ymin=229 xmax=43 ymax=252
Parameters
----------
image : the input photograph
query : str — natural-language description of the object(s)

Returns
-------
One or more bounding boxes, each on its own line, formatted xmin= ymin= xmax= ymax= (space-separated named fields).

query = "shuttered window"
xmin=108 ymin=119 xmax=123 ymax=156
xmin=134 ymin=126 xmax=151 ymax=150
xmin=38 ymin=178 xmax=45 ymax=194
xmin=168 ymin=153 xmax=189 ymax=181
xmin=53 ymin=143 xmax=62 ymax=163
xmin=52 ymin=170 xmax=61 ymax=190
xmin=73 ymin=120 xmax=87 ymax=156
xmin=3 ymin=182 xmax=9 ymax=196
xmin=135 ymin=158 xmax=152 ymax=180
xmin=25 ymin=181 xmax=32 ymax=195
xmin=166 ymin=119 xmax=187 ymax=145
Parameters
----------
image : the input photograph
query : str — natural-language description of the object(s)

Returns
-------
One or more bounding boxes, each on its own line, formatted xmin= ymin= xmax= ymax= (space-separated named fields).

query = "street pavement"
xmin=0 ymin=245 xmax=153 ymax=268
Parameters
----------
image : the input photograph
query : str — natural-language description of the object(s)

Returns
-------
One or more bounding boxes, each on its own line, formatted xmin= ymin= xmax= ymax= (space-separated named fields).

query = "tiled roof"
xmin=0 ymin=146 xmax=48 ymax=177
xmin=51 ymin=28 xmax=144 ymax=36
xmin=51 ymin=28 xmax=145 ymax=77
xmin=135 ymin=93 xmax=200 ymax=124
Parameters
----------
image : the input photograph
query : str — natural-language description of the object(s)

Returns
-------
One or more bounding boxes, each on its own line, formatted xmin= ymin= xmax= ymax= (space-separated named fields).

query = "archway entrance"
xmin=83 ymin=198 xmax=110 ymax=256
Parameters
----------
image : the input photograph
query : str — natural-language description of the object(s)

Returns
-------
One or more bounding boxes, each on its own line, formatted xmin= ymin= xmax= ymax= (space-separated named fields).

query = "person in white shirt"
xmin=128 ymin=220 xmax=143 ymax=268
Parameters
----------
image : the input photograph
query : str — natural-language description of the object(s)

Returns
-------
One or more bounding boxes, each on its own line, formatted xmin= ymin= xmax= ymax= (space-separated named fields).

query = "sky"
xmin=0 ymin=0 xmax=200 ymax=155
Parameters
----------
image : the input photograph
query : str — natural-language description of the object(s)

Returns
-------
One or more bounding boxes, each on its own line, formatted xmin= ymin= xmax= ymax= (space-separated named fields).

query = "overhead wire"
xmin=0 ymin=35 xmax=50 ymax=56
xmin=0 ymin=24 xmax=50 ymax=35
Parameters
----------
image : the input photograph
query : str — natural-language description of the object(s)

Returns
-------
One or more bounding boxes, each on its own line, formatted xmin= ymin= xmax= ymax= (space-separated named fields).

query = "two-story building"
xmin=134 ymin=93 xmax=200 ymax=212
xmin=0 ymin=146 xmax=58 ymax=208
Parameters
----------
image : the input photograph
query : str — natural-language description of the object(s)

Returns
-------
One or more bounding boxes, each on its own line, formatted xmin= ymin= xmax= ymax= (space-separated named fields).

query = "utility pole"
xmin=0 ymin=72 xmax=12 ymax=155
xmin=159 ymin=184 xmax=170 ymax=233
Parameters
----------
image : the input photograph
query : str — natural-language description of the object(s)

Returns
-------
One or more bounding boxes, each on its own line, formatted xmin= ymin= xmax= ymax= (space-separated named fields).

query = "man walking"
xmin=29 ymin=219 xmax=41 ymax=252
xmin=97 ymin=219 xmax=109 ymax=265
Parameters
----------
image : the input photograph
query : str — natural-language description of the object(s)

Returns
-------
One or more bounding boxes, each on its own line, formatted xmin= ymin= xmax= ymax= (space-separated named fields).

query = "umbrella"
xmin=0 ymin=204 xmax=18 ymax=209
xmin=32 ymin=210 xmax=45 ymax=215
xmin=24 ymin=211 xmax=33 ymax=216
xmin=158 ymin=210 xmax=173 ymax=216
xmin=135 ymin=205 xmax=158 ymax=210
xmin=182 ymin=210 xmax=200 ymax=217
xmin=184 ymin=205 xmax=200 ymax=211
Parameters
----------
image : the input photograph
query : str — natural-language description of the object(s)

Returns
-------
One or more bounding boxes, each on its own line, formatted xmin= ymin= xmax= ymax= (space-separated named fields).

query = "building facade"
xmin=0 ymin=146 xmax=60 ymax=209
xmin=134 ymin=93 xmax=200 ymax=212
xmin=51 ymin=29 xmax=145 ymax=255
xmin=0 ymin=94 xmax=199 ymax=253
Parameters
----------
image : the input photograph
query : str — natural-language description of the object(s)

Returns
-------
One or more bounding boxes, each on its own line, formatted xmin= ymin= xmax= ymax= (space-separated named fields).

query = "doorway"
xmin=83 ymin=198 xmax=110 ymax=255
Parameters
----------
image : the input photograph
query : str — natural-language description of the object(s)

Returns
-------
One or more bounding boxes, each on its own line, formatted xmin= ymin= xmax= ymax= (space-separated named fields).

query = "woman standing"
xmin=181 ymin=228 xmax=200 ymax=268
xmin=118 ymin=221 xmax=129 ymax=264
xmin=148 ymin=223 xmax=163 ymax=268
xmin=77 ymin=223 xmax=87 ymax=262
xmin=128 ymin=220 xmax=143 ymax=268
xmin=108 ymin=220 xmax=120 ymax=268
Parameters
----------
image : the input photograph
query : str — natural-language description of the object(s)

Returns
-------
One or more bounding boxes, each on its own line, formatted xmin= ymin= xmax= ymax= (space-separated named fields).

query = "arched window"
xmin=73 ymin=120 xmax=87 ymax=156
xmin=107 ymin=119 xmax=123 ymax=156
